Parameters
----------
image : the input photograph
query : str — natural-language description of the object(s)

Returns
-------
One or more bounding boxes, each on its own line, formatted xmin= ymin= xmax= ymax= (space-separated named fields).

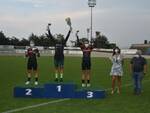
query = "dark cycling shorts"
xmin=82 ymin=60 xmax=91 ymax=70
xmin=27 ymin=61 xmax=37 ymax=70
xmin=54 ymin=58 xmax=64 ymax=68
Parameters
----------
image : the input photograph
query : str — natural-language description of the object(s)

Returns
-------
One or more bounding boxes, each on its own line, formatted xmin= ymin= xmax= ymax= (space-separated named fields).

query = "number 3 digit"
xmin=87 ymin=91 xmax=93 ymax=98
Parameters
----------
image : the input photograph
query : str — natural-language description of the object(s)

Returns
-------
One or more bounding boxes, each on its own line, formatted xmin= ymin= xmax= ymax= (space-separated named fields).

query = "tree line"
xmin=0 ymin=31 xmax=116 ymax=48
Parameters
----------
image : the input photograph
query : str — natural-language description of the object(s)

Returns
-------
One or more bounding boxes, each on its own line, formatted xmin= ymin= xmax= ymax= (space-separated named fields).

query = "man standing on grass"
xmin=130 ymin=50 xmax=147 ymax=95
xmin=25 ymin=41 xmax=40 ymax=85
xmin=46 ymin=19 xmax=72 ymax=82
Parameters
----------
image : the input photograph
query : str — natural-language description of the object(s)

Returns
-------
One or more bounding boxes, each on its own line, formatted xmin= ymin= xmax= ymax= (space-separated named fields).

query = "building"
xmin=130 ymin=40 xmax=150 ymax=55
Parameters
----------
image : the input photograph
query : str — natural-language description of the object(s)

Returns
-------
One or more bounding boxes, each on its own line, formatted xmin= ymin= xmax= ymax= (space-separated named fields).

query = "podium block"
xmin=75 ymin=90 xmax=106 ymax=99
xmin=14 ymin=83 xmax=106 ymax=99
xmin=44 ymin=83 xmax=76 ymax=98
xmin=14 ymin=87 xmax=44 ymax=98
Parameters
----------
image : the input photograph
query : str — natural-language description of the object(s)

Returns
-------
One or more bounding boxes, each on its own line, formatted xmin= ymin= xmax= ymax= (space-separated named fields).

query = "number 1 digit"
xmin=57 ymin=85 xmax=62 ymax=92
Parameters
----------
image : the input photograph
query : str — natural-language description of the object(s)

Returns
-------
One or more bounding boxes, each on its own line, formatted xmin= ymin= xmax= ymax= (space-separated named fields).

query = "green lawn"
xmin=0 ymin=56 xmax=150 ymax=113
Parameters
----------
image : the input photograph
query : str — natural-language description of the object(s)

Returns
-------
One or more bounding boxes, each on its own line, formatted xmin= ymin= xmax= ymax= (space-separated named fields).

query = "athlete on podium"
xmin=76 ymin=31 xmax=94 ymax=87
xmin=46 ymin=18 xmax=72 ymax=82
xmin=25 ymin=41 xmax=40 ymax=85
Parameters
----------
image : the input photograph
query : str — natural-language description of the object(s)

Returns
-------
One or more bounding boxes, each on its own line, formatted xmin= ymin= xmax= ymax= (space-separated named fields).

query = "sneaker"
xmin=87 ymin=84 xmax=91 ymax=87
xmin=111 ymin=90 xmax=114 ymax=95
xmin=55 ymin=78 xmax=58 ymax=82
xmin=82 ymin=83 xmax=86 ymax=87
xmin=34 ymin=81 xmax=38 ymax=85
xmin=117 ymin=90 xmax=121 ymax=94
xmin=60 ymin=78 xmax=63 ymax=82
xmin=25 ymin=81 xmax=30 ymax=85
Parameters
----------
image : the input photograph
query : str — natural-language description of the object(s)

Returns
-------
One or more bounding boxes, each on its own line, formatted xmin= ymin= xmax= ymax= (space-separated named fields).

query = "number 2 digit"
xmin=25 ymin=89 xmax=32 ymax=96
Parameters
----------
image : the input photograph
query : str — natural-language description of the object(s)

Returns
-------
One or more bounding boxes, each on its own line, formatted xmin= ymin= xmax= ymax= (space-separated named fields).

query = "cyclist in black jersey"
xmin=25 ymin=41 xmax=40 ymax=85
xmin=46 ymin=23 xmax=72 ymax=82
xmin=76 ymin=31 xmax=94 ymax=87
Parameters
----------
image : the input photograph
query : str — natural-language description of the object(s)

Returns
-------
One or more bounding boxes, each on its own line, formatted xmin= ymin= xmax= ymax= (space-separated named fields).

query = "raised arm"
xmin=64 ymin=27 xmax=72 ymax=44
xmin=90 ymin=40 xmax=94 ymax=50
xmin=130 ymin=59 xmax=133 ymax=74
xmin=46 ymin=24 xmax=55 ymax=42
xmin=25 ymin=50 xmax=28 ymax=57
xmin=76 ymin=30 xmax=82 ymax=46
xmin=144 ymin=58 xmax=148 ymax=75
xmin=36 ymin=49 xmax=40 ymax=57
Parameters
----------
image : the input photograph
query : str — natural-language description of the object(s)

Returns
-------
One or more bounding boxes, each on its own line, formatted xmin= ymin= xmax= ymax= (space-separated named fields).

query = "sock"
xmin=87 ymin=80 xmax=90 ymax=84
xmin=27 ymin=77 xmax=31 ymax=81
xmin=82 ymin=80 xmax=85 ymax=84
xmin=55 ymin=73 xmax=58 ymax=79
xmin=35 ymin=77 xmax=38 ymax=82
xmin=60 ymin=73 xmax=63 ymax=79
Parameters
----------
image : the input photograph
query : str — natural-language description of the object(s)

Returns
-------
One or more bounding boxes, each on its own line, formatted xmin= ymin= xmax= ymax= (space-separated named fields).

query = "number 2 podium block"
xmin=75 ymin=90 xmax=106 ymax=99
xmin=14 ymin=87 xmax=44 ymax=98
xmin=44 ymin=83 xmax=76 ymax=98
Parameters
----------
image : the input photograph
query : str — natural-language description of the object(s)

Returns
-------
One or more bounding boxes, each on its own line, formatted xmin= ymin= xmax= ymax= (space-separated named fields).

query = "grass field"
xmin=0 ymin=56 xmax=150 ymax=113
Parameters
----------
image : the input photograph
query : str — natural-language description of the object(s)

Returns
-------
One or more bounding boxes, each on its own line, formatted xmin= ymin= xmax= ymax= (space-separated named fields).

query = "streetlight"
xmin=87 ymin=28 xmax=90 ymax=41
xmin=88 ymin=0 xmax=96 ymax=42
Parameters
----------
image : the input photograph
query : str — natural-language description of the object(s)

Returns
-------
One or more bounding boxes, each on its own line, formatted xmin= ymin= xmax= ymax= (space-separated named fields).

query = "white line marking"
xmin=2 ymin=99 xmax=69 ymax=113
xmin=2 ymin=79 xmax=150 ymax=113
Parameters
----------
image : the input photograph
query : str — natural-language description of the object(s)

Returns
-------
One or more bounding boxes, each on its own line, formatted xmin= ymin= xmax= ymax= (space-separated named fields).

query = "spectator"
xmin=130 ymin=50 xmax=147 ymax=95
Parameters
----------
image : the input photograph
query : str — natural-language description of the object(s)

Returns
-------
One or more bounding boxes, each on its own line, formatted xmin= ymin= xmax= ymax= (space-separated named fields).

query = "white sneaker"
xmin=34 ymin=81 xmax=38 ymax=85
xmin=117 ymin=90 xmax=121 ymax=94
xmin=25 ymin=81 xmax=30 ymax=85
xmin=82 ymin=83 xmax=86 ymax=87
xmin=87 ymin=84 xmax=91 ymax=87
xmin=111 ymin=90 xmax=114 ymax=95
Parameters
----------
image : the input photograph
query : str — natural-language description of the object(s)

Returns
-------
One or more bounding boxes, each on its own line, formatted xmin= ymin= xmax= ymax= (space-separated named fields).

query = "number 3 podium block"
xmin=75 ymin=90 xmax=106 ymax=99
xmin=44 ymin=83 xmax=76 ymax=98
xmin=14 ymin=87 xmax=44 ymax=98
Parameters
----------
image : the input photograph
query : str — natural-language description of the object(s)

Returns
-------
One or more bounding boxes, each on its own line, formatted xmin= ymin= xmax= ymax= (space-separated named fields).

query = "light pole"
xmin=87 ymin=28 xmax=90 ymax=41
xmin=88 ymin=0 xmax=96 ymax=42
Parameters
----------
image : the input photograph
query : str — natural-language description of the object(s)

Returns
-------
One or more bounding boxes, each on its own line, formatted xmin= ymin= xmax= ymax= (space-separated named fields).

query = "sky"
xmin=0 ymin=0 xmax=150 ymax=48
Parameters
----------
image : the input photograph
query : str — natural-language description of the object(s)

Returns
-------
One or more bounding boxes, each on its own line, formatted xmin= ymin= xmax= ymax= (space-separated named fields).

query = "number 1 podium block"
xmin=44 ymin=83 xmax=76 ymax=98
xmin=14 ymin=87 xmax=44 ymax=98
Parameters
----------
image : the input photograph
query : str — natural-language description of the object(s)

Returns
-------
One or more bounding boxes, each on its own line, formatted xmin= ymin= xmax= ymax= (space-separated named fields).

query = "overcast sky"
xmin=0 ymin=0 xmax=150 ymax=48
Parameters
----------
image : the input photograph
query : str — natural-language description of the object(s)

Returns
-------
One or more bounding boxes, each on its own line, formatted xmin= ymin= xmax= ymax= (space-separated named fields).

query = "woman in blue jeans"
xmin=130 ymin=50 xmax=147 ymax=95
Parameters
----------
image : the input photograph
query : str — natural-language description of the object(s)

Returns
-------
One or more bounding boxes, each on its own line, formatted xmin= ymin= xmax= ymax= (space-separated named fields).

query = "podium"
xmin=75 ymin=90 xmax=105 ymax=99
xmin=44 ymin=83 xmax=76 ymax=98
xmin=14 ymin=87 xmax=44 ymax=98
xmin=14 ymin=83 xmax=106 ymax=99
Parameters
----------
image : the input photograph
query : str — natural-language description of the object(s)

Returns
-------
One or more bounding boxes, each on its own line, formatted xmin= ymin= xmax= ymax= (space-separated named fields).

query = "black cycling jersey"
xmin=47 ymin=29 xmax=71 ymax=60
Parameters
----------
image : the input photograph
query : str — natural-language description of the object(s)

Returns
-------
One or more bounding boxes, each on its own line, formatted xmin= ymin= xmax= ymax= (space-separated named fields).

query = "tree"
xmin=75 ymin=31 xmax=116 ymax=48
xmin=93 ymin=31 xmax=116 ymax=48
xmin=94 ymin=35 xmax=109 ymax=48
xmin=28 ymin=33 xmax=40 ymax=46
xmin=9 ymin=36 xmax=20 ymax=45
xmin=0 ymin=31 xmax=9 ymax=45
xmin=74 ymin=37 xmax=87 ymax=47
xmin=19 ymin=38 xmax=29 ymax=46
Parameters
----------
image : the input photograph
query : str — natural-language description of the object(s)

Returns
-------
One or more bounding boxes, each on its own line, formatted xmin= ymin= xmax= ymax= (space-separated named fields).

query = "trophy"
xmin=76 ymin=30 xmax=79 ymax=36
xmin=47 ymin=23 xmax=51 ymax=31
xmin=48 ymin=23 xmax=51 ymax=26
xmin=65 ymin=17 xmax=72 ymax=28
